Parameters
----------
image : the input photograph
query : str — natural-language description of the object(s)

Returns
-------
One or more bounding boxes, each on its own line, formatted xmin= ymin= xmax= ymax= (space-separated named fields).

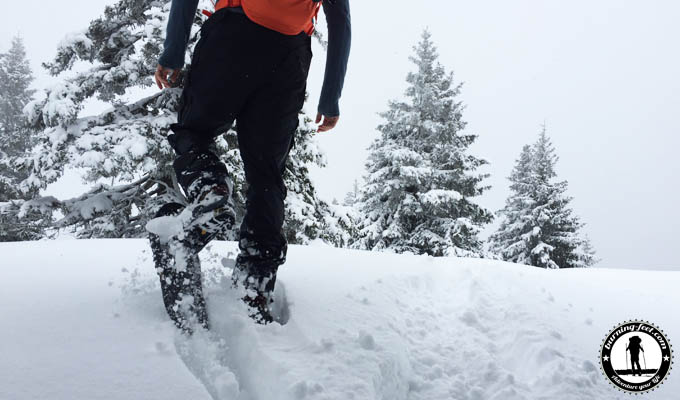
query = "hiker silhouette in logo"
xmin=627 ymin=336 xmax=645 ymax=376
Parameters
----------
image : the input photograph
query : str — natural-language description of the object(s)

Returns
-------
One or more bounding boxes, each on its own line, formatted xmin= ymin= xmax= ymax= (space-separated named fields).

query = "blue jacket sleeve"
xmin=158 ymin=0 xmax=200 ymax=69
xmin=318 ymin=0 xmax=351 ymax=117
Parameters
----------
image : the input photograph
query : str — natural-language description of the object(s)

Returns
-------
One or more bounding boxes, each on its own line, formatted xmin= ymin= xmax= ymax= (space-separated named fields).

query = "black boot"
xmin=168 ymin=134 xmax=236 ymax=248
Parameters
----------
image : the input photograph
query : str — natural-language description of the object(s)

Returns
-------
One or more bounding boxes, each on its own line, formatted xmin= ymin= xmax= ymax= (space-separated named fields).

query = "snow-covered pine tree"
xmin=342 ymin=179 xmax=360 ymax=206
xmin=488 ymin=145 xmax=535 ymax=264
xmin=0 ymin=36 xmax=35 ymax=146
xmin=11 ymin=0 xmax=344 ymax=244
xmin=352 ymin=30 xmax=493 ymax=257
xmin=0 ymin=35 xmax=46 ymax=241
xmin=579 ymin=235 xmax=599 ymax=267
xmin=490 ymin=126 xmax=596 ymax=268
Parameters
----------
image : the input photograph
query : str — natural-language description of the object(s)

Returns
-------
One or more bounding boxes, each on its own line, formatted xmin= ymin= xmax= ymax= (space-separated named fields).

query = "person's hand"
xmin=315 ymin=113 xmax=339 ymax=132
xmin=154 ymin=64 xmax=180 ymax=89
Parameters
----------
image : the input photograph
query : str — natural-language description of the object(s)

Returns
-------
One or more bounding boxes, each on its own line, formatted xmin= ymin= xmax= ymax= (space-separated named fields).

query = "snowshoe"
xmin=148 ymin=202 xmax=213 ymax=334
xmin=230 ymin=255 xmax=279 ymax=325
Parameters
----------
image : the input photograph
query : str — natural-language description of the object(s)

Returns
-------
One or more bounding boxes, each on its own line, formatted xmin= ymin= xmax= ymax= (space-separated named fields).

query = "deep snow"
xmin=0 ymin=239 xmax=677 ymax=400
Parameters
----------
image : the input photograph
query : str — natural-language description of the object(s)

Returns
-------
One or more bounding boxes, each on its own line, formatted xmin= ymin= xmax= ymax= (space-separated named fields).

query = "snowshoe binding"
xmin=146 ymin=183 xmax=235 ymax=258
xmin=187 ymin=183 xmax=235 ymax=246
xmin=178 ymin=183 xmax=236 ymax=255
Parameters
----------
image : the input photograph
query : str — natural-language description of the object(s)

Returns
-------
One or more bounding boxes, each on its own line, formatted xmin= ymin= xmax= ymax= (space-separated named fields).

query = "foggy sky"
xmin=1 ymin=0 xmax=678 ymax=269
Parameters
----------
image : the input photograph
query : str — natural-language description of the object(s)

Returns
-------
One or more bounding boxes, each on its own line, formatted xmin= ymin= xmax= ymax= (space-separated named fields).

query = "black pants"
xmin=169 ymin=10 xmax=312 ymax=262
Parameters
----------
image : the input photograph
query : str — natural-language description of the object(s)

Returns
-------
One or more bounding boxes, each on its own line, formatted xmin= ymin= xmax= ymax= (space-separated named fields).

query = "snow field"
xmin=1 ymin=239 xmax=677 ymax=399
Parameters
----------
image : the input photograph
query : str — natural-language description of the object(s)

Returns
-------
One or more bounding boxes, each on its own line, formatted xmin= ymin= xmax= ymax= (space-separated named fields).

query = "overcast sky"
xmin=1 ymin=0 xmax=678 ymax=269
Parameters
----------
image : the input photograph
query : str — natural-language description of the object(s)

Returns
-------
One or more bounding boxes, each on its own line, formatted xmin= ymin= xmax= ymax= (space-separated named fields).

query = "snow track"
xmin=1 ymin=239 xmax=678 ymax=399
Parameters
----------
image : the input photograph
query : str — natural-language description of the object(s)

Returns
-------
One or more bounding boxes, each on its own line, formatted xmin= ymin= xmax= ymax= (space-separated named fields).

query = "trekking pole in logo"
xmin=599 ymin=320 xmax=673 ymax=394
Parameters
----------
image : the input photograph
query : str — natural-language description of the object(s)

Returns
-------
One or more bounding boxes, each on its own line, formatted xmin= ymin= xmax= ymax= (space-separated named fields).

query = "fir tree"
xmin=352 ymin=30 xmax=493 ymax=257
xmin=490 ymin=126 xmax=596 ymax=268
xmin=342 ymin=179 xmax=360 ymax=206
xmin=488 ymin=145 xmax=535 ymax=264
xmin=7 ymin=0 xmax=346 ymax=244
xmin=579 ymin=235 xmax=599 ymax=267
xmin=0 ymin=35 xmax=35 ymax=141
xmin=0 ymin=35 xmax=45 ymax=241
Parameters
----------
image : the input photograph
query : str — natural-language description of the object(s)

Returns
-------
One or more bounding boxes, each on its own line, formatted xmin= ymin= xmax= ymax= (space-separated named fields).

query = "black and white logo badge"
xmin=600 ymin=320 xmax=673 ymax=394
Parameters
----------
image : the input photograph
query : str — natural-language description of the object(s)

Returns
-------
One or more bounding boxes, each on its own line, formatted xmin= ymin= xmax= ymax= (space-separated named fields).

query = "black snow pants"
xmin=168 ymin=10 xmax=312 ymax=265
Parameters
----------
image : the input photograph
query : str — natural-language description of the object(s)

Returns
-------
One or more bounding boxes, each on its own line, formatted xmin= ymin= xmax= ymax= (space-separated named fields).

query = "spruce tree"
xmin=579 ymin=235 xmax=599 ymax=267
xmin=0 ymin=36 xmax=35 ymax=143
xmin=8 ymin=0 xmax=345 ymax=244
xmin=490 ymin=126 xmax=596 ymax=268
xmin=488 ymin=145 xmax=536 ymax=264
xmin=342 ymin=179 xmax=360 ymax=206
xmin=352 ymin=30 xmax=493 ymax=257
xmin=0 ymin=35 xmax=45 ymax=241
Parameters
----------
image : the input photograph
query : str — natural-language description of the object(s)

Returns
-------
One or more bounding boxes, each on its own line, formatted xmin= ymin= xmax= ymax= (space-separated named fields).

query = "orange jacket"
xmin=215 ymin=0 xmax=321 ymax=36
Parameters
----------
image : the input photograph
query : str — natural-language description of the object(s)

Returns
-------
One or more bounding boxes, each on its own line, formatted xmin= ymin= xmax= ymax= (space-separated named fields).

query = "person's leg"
xmin=153 ymin=11 xmax=267 ymax=331
xmin=169 ymin=11 xmax=256 ymax=204
xmin=232 ymin=35 xmax=312 ymax=323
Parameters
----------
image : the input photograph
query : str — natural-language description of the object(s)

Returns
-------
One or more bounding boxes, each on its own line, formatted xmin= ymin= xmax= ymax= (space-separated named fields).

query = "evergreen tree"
xmin=0 ymin=35 xmax=35 ymax=142
xmin=352 ymin=30 xmax=493 ymax=257
xmin=579 ymin=235 xmax=599 ymax=267
xmin=490 ymin=126 xmax=596 ymax=268
xmin=0 ymin=35 xmax=45 ymax=241
xmin=488 ymin=145 xmax=535 ymax=264
xmin=342 ymin=179 xmax=359 ymax=206
xmin=8 ymin=0 xmax=345 ymax=244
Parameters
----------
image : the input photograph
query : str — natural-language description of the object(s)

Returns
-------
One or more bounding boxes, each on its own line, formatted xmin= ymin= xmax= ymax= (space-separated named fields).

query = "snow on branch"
xmin=7 ymin=174 xmax=177 ymax=238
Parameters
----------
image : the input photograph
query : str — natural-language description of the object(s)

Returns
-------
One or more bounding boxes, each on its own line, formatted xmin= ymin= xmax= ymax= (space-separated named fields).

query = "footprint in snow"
xmin=536 ymin=346 xmax=564 ymax=365
xmin=459 ymin=310 xmax=487 ymax=332
xmin=549 ymin=330 xmax=563 ymax=340
xmin=582 ymin=360 xmax=597 ymax=373
xmin=312 ymin=338 xmax=334 ymax=354
xmin=357 ymin=330 xmax=376 ymax=350
xmin=154 ymin=341 xmax=173 ymax=355
xmin=320 ymin=338 xmax=334 ymax=352
xmin=174 ymin=332 xmax=240 ymax=400
xmin=290 ymin=381 xmax=325 ymax=399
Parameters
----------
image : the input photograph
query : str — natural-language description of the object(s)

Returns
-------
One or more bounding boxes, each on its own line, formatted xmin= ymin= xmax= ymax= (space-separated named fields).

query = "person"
xmin=152 ymin=0 xmax=351 ymax=327
xmin=626 ymin=336 xmax=645 ymax=376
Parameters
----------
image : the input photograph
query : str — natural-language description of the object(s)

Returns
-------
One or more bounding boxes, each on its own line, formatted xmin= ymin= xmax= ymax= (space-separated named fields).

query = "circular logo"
xmin=600 ymin=320 xmax=673 ymax=393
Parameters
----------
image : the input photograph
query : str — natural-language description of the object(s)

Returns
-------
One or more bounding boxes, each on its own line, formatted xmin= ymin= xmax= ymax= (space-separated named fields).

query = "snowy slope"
xmin=0 ymin=239 xmax=678 ymax=400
